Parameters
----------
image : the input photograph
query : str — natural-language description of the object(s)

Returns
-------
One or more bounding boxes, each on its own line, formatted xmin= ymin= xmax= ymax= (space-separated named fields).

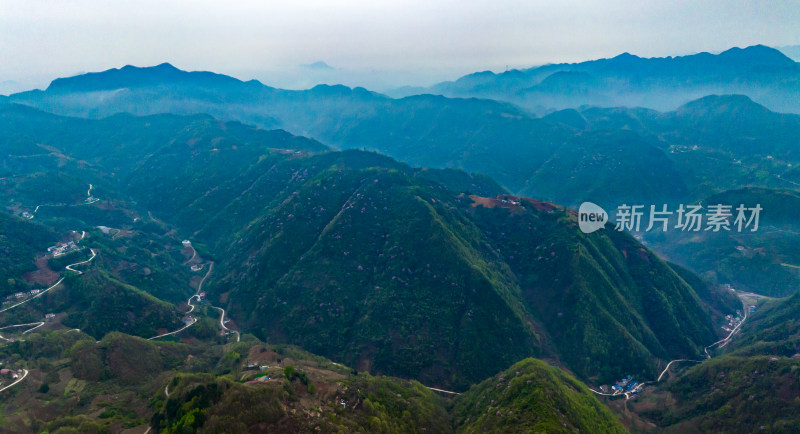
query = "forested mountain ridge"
xmin=0 ymin=104 xmax=732 ymax=391
xmin=2 ymin=49 xmax=798 ymax=431
xmin=9 ymin=64 xmax=800 ymax=213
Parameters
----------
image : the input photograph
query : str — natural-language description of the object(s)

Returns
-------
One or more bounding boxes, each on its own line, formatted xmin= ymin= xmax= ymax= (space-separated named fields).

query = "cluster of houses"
xmin=5 ymin=288 xmax=41 ymax=302
xmin=722 ymin=313 xmax=744 ymax=333
xmin=47 ymin=241 xmax=79 ymax=257
xmin=190 ymin=264 xmax=204 ymax=272
xmin=243 ymin=361 xmax=274 ymax=383
xmin=20 ymin=211 xmax=34 ymax=220
xmin=599 ymin=375 xmax=640 ymax=396
xmin=244 ymin=362 xmax=272 ymax=371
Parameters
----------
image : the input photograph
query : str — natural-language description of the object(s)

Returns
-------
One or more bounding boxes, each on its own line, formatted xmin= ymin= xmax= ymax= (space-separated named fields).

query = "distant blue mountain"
xmin=302 ymin=61 xmax=335 ymax=71
xmin=45 ymin=62 xmax=261 ymax=93
xmin=421 ymin=45 xmax=800 ymax=114
xmin=7 ymin=55 xmax=800 ymax=211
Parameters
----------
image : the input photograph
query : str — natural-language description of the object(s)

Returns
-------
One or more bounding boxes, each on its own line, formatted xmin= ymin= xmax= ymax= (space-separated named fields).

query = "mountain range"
xmin=0 ymin=102 xmax=738 ymax=391
xmin=7 ymin=58 xmax=800 ymax=299
xmin=414 ymin=45 xmax=800 ymax=114
xmin=2 ymin=45 xmax=799 ymax=432
xmin=7 ymin=53 xmax=800 ymax=208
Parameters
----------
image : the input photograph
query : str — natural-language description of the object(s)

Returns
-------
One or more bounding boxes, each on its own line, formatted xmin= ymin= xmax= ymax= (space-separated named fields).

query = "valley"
xmin=0 ymin=43 xmax=799 ymax=432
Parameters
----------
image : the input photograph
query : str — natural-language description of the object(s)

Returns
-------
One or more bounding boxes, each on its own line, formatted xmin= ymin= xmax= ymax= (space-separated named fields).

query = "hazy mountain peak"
xmin=677 ymin=94 xmax=768 ymax=114
xmin=154 ymin=62 xmax=180 ymax=70
xmin=44 ymin=62 xmax=244 ymax=93
xmin=611 ymin=51 xmax=640 ymax=61
xmin=302 ymin=61 xmax=335 ymax=70
xmin=421 ymin=44 xmax=800 ymax=113
xmin=717 ymin=44 xmax=795 ymax=66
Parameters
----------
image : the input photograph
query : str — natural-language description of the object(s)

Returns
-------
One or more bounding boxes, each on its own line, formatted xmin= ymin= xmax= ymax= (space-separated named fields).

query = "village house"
xmin=49 ymin=241 xmax=80 ymax=257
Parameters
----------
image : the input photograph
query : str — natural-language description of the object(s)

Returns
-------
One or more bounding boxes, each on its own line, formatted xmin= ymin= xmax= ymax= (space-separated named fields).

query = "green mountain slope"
xmin=0 ymin=329 xmax=622 ymax=433
xmin=452 ymin=358 xmax=626 ymax=433
xmin=521 ymin=129 xmax=689 ymax=207
xmin=726 ymin=292 xmax=800 ymax=357
xmin=56 ymin=268 xmax=184 ymax=340
xmin=624 ymin=291 xmax=800 ymax=432
xmin=213 ymin=166 xmax=542 ymax=390
xmin=0 ymin=213 xmax=56 ymax=296
xmin=0 ymin=104 xmax=729 ymax=389
xmin=0 ymin=103 xmax=735 ymax=390
xmin=631 ymin=355 xmax=800 ymax=433
xmin=463 ymin=196 xmax=723 ymax=382
xmin=205 ymin=155 xmax=726 ymax=387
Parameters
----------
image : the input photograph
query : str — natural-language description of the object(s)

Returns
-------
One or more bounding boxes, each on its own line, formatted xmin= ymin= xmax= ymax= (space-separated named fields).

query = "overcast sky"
xmin=2 ymin=0 xmax=799 ymax=91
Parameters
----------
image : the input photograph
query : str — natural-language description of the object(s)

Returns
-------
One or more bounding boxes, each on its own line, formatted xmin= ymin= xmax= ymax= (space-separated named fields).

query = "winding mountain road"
xmin=212 ymin=306 xmax=240 ymax=342
xmin=194 ymin=262 xmax=240 ymax=342
xmin=0 ymin=278 xmax=65 ymax=313
xmin=0 ymin=369 xmax=28 ymax=394
xmin=0 ymin=322 xmax=46 ymax=342
xmin=197 ymin=262 xmax=213 ymax=293
xmin=147 ymin=295 xmax=200 ymax=340
xmin=146 ymin=258 xmax=230 ymax=341
xmin=425 ymin=386 xmax=461 ymax=395
xmin=194 ymin=261 xmax=242 ymax=342
xmin=0 ymin=322 xmax=46 ymax=334
xmin=182 ymin=245 xmax=197 ymax=264
xmin=704 ymin=303 xmax=748 ymax=357
xmin=590 ymin=291 xmax=751 ymax=399
xmin=1 ymin=245 xmax=96 ymax=338
xmin=186 ymin=294 xmax=200 ymax=314
xmin=147 ymin=318 xmax=197 ymax=340
xmin=656 ymin=358 xmax=704 ymax=382
xmin=65 ymin=249 xmax=97 ymax=274
xmin=2 ymin=249 xmax=96 ymax=314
